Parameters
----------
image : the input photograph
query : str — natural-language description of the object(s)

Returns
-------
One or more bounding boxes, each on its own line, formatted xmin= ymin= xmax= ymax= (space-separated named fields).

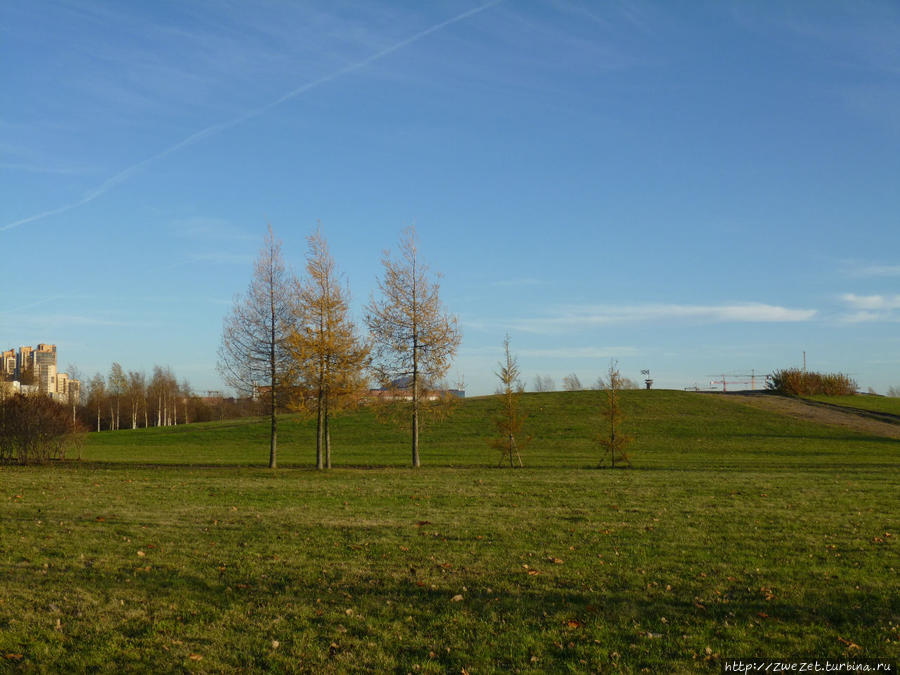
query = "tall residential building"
xmin=56 ymin=372 xmax=68 ymax=398
xmin=33 ymin=344 xmax=58 ymax=394
xmin=1 ymin=349 xmax=15 ymax=378
xmin=2 ymin=344 xmax=77 ymax=401
xmin=16 ymin=346 xmax=33 ymax=379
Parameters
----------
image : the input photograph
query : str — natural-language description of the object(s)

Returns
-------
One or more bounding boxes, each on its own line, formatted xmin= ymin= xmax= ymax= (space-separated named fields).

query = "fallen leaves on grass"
xmin=189 ymin=654 xmax=203 ymax=661
xmin=837 ymin=636 xmax=861 ymax=651
xmin=4 ymin=654 xmax=24 ymax=661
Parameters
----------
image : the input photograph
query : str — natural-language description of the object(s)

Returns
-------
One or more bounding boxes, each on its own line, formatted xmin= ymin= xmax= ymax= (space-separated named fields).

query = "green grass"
xmin=2 ymin=391 xmax=898 ymax=672
xmin=806 ymin=394 xmax=900 ymax=417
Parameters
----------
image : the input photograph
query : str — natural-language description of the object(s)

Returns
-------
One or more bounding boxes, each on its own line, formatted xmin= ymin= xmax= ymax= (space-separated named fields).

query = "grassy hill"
xmin=3 ymin=391 xmax=898 ymax=672
xmin=82 ymin=389 xmax=898 ymax=469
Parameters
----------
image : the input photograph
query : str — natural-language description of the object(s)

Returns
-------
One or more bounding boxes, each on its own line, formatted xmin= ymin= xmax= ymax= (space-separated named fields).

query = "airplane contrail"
xmin=2 ymin=0 xmax=504 ymax=233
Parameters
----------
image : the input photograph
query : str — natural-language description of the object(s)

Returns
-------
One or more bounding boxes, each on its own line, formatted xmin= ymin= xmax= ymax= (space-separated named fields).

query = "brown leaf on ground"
xmin=837 ymin=636 xmax=861 ymax=650
xmin=189 ymin=654 xmax=203 ymax=661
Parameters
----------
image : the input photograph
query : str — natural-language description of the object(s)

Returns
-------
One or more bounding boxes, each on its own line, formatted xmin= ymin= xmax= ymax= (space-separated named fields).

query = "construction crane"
xmin=707 ymin=369 xmax=769 ymax=392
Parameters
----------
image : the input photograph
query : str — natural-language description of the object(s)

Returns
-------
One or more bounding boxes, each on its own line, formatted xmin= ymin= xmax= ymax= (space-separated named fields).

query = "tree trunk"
xmin=316 ymin=389 xmax=324 ymax=470
xmin=324 ymin=401 xmax=331 ymax=470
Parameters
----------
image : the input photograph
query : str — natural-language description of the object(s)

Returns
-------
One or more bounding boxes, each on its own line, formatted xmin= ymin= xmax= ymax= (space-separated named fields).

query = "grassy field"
xmin=2 ymin=391 xmax=898 ymax=672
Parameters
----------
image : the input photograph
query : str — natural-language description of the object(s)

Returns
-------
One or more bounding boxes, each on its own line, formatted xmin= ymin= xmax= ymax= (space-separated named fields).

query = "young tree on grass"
xmin=598 ymin=360 xmax=632 ymax=468
xmin=288 ymin=229 xmax=370 ymax=469
xmin=490 ymin=334 xmax=528 ymax=467
xmin=366 ymin=227 xmax=461 ymax=468
xmin=218 ymin=226 xmax=296 ymax=469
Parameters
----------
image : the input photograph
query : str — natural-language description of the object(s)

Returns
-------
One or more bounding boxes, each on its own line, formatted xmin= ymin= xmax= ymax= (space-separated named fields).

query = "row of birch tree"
xmin=83 ymin=364 xmax=195 ymax=432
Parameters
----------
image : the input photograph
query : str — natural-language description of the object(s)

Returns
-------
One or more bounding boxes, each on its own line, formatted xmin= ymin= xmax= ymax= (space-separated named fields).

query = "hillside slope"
xmin=81 ymin=390 xmax=900 ymax=469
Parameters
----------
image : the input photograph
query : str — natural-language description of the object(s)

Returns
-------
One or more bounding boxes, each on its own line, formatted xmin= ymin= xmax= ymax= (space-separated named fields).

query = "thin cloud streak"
xmin=1 ymin=0 xmax=504 ymax=233
xmin=520 ymin=346 xmax=638 ymax=359
xmin=840 ymin=293 xmax=900 ymax=310
xmin=843 ymin=261 xmax=900 ymax=277
xmin=505 ymin=302 xmax=818 ymax=334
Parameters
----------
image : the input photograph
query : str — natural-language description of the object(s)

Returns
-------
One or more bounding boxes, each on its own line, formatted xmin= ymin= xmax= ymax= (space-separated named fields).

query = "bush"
xmin=767 ymin=369 xmax=857 ymax=396
xmin=0 ymin=394 xmax=84 ymax=464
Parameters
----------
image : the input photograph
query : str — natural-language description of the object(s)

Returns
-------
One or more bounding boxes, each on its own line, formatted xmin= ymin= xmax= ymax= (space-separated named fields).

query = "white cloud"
xmin=838 ymin=293 xmax=900 ymax=322
xmin=843 ymin=261 xmax=900 ymax=278
xmin=519 ymin=346 xmax=638 ymax=359
xmin=505 ymin=302 xmax=817 ymax=333
xmin=840 ymin=293 xmax=900 ymax=310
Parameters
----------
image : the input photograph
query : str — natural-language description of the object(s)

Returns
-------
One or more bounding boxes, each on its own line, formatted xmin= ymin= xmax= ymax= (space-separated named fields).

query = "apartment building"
xmin=1 ymin=349 xmax=15 ymax=378
xmin=2 ymin=343 xmax=80 ymax=403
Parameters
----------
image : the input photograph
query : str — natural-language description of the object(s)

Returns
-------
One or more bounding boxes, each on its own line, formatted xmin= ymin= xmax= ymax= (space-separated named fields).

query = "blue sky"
xmin=2 ymin=0 xmax=899 ymax=396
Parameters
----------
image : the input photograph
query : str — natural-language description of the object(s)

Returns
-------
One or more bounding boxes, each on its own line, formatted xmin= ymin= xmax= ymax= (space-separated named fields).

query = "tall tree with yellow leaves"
xmin=288 ymin=228 xmax=369 ymax=469
xmin=366 ymin=227 xmax=461 ymax=468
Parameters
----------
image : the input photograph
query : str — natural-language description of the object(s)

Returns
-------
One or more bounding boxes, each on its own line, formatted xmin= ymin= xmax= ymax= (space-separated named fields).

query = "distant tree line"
xmin=76 ymin=363 xmax=261 ymax=432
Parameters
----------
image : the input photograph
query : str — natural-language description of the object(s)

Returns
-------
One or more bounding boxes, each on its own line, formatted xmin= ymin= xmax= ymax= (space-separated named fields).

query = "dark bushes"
xmin=0 ymin=394 xmax=84 ymax=464
xmin=767 ymin=369 xmax=857 ymax=396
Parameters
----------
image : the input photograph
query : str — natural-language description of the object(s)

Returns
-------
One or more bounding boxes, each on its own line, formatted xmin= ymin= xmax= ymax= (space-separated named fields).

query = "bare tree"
xmin=125 ymin=370 xmax=144 ymax=429
xmin=288 ymin=228 xmax=370 ymax=469
xmin=563 ymin=373 xmax=582 ymax=391
xmin=598 ymin=360 xmax=633 ymax=468
xmin=533 ymin=375 xmax=555 ymax=392
xmin=108 ymin=362 xmax=126 ymax=431
xmin=65 ymin=363 xmax=83 ymax=429
xmin=218 ymin=225 xmax=296 ymax=468
xmin=366 ymin=227 xmax=461 ymax=467
xmin=87 ymin=374 xmax=106 ymax=432
xmin=490 ymin=334 xmax=527 ymax=467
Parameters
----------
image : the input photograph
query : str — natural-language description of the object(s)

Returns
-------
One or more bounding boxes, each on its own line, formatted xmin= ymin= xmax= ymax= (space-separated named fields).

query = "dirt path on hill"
xmin=720 ymin=393 xmax=900 ymax=440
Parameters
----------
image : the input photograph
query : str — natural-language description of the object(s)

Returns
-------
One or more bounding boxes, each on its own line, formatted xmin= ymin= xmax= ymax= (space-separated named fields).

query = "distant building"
xmin=33 ymin=344 xmax=58 ymax=394
xmin=367 ymin=377 xmax=465 ymax=402
xmin=1 ymin=343 xmax=79 ymax=403
xmin=1 ymin=349 xmax=15 ymax=378
xmin=16 ymin=346 xmax=33 ymax=379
